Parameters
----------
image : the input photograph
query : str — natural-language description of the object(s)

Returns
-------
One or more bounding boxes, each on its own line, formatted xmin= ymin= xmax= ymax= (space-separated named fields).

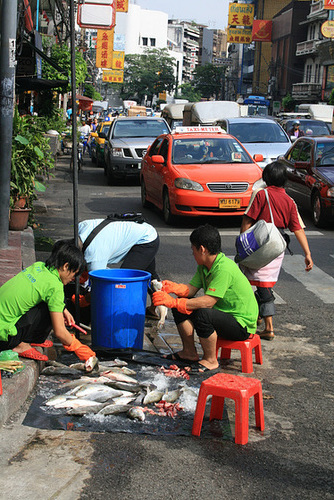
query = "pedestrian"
xmin=288 ymin=120 xmax=304 ymax=138
xmin=91 ymin=118 xmax=98 ymax=132
xmin=152 ymin=224 xmax=259 ymax=373
xmin=0 ymin=240 xmax=96 ymax=367
xmin=79 ymin=119 xmax=92 ymax=156
xmin=77 ymin=217 xmax=161 ymax=319
xmin=239 ymin=161 xmax=313 ymax=341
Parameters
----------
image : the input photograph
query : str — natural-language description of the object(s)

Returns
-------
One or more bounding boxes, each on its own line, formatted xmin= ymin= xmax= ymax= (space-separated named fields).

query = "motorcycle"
xmin=70 ymin=135 xmax=85 ymax=171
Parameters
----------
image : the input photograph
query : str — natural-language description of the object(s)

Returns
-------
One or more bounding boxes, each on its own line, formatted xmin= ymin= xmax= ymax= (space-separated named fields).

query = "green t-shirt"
xmin=0 ymin=262 xmax=65 ymax=342
xmin=190 ymin=253 xmax=258 ymax=334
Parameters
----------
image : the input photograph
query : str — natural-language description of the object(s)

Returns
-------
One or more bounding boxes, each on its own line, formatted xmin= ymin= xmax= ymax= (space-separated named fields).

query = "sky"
xmin=134 ymin=0 xmax=229 ymax=30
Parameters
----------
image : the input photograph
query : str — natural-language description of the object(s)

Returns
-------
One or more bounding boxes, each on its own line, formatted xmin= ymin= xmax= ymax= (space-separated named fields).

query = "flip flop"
xmin=163 ymin=352 xmax=197 ymax=364
xmin=31 ymin=340 xmax=53 ymax=348
xmin=19 ymin=348 xmax=48 ymax=361
xmin=190 ymin=361 xmax=220 ymax=375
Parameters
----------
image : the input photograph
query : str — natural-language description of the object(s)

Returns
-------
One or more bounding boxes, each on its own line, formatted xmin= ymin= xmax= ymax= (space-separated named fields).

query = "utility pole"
xmin=0 ymin=0 xmax=18 ymax=248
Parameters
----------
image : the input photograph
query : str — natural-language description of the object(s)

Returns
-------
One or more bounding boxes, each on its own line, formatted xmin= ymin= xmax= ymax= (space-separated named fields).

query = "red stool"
xmin=216 ymin=334 xmax=263 ymax=373
xmin=192 ymin=373 xmax=265 ymax=445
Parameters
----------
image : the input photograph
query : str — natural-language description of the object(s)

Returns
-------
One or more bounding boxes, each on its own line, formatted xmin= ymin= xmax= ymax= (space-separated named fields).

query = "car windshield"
xmin=113 ymin=119 xmax=169 ymax=138
xmin=102 ymin=124 xmax=110 ymax=135
xmin=316 ymin=142 xmax=334 ymax=166
xmin=229 ymin=122 xmax=289 ymax=144
xmin=172 ymin=137 xmax=253 ymax=165
xmin=287 ymin=120 xmax=330 ymax=136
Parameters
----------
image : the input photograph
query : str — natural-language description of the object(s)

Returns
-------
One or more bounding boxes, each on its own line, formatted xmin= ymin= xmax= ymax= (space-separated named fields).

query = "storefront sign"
xmin=116 ymin=0 xmax=128 ymax=12
xmin=77 ymin=0 xmax=116 ymax=30
xmin=228 ymin=2 xmax=254 ymax=27
xmin=324 ymin=0 xmax=334 ymax=10
xmin=227 ymin=27 xmax=252 ymax=44
xmin=102 ymin=69 xmax=124 ymax=83
xmin=111 ymin=51 xmax=125 ymax=70
xmin=252 ymin=20 xmax=272 ymax=42
xmin=96 ymin=29 xmax=114 ymax=68
xmin=321 ymin=20 xmax=334 ymax=38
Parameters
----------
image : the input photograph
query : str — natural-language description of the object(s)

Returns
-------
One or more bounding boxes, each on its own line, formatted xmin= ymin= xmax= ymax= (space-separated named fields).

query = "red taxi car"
xmin=140 ymin=126 xmax=264 ymax=224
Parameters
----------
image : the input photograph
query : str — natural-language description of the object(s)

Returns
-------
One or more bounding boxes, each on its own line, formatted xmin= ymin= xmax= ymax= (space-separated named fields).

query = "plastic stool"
xmin=216 ymin=334 xmax=263 ymax=373
xmin=192 ymin=373 xmax=265 ymax=444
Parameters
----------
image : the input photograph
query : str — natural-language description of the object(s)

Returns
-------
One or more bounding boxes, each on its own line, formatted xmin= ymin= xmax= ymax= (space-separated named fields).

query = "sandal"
xmin=258 ymin=330 xmax=275 ymax=341
xmin=19 ymin=348 xmax=48 ymax=361
xmin=31 ymin=340 xmax=53 ymax=348
xmin=190 ymin=362 xmax=220 ymax=375
xmin=163 ymin=352 xmax=197 ymax=364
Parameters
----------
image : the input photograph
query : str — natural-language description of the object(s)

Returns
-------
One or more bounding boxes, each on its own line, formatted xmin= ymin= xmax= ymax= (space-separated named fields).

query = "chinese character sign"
xmin=116 ymin=0 xmax=128 ymax=12
xmin=227 ymin=28 xmax=252 ymax=44
xmin=324 ymin=0 xmax=334 ymax=9
xmin=228 ymin=2 xmax=254 ymax=27
xmin=96 ymin=29 xmax=114 ymax=68
xmin=112 ymin=51 xmax=125 ymax=70
xmin=252 ymin=20 xmax=272 ymax=42
xmin=103 ymin=69 xmax=124 ymax=83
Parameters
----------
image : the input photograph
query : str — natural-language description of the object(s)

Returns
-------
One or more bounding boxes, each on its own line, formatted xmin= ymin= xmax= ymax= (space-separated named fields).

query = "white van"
xmin=183 ymin=101 xmax=241 ymax=126
xmin=297 ymin=104 xmax=334 ymax=126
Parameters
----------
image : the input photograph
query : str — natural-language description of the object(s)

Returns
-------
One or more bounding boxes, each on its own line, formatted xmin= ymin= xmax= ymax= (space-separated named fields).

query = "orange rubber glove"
xmin=71 ymin=294 xmax=91 ymax=307
xmin=64 ymin=334 xmax=96 ymax=361
xmin=153 ymin=291 xmax=191 ymax=315
xmin=162 ymin=280 xmax=189 ymax=297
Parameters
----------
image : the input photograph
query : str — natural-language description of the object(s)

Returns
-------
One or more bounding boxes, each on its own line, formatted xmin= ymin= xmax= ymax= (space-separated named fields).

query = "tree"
xmin=122 ymin=48 xmax=176 ymax=104
xmin=176 ymin=82 xmax=201 ymax=102
xmin=193 ymin=64 xmax=226 ymax=100
xmin=282 ymin=93 xmax=296 ymax=112
xmin=84 ymin=83 xmax=102 ymax=101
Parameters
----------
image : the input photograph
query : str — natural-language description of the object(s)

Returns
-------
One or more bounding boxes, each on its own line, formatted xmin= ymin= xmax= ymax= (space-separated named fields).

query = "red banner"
xmin=324 ymin=0 xmax=334 ymax=10
xmin=252 ymin=20 xmax=272 ymax=42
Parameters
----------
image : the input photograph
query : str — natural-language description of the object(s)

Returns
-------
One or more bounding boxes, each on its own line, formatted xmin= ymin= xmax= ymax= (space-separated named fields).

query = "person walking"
xmin=153 ymin=224 xmax=259 ymax=373
xmin=239 ymin=161 xmax=313 ymax=341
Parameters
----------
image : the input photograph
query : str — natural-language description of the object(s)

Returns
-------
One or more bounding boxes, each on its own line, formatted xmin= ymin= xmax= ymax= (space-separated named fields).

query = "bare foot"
xmin=13 ymin=342 xmax=31 ymax=354
xmin=197 ymin=359 xmax=219 ymax=371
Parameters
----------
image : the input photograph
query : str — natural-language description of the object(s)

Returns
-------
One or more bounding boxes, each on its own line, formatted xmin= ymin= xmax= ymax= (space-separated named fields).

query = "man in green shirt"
xmin=153 ymin=224 xmax=258 ymax=373
xmin=0 ymin=240 xmax=96 ymax=367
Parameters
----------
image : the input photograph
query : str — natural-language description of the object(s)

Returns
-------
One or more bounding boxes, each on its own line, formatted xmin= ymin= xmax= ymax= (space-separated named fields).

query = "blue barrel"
xmin=89 ymin=269 xmax=151 ymax=349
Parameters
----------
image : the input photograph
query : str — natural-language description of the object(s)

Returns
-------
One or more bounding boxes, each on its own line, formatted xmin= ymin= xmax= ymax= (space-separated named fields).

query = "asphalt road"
xmin=1 ymin=156 xmax=333 ymax=499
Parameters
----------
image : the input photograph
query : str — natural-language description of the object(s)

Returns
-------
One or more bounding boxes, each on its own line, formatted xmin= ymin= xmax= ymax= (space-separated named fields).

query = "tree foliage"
xmin=42 ymin=41 xmax=87 ymax=92
xmin=193 ymin=64 xmax=226 ymax=100
xmin=122 ymin=48 xmax=176 ymax=103
xmin=84 ymin=83 xmax=102 ymax=101
xmin=282 ymin=93 xmax=296 ymax=112
xmin=176 ymin=82 xmax=201 ymax=102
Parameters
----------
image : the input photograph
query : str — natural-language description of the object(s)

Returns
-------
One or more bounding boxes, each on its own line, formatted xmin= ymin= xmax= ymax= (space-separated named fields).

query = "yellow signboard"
xmin=116 ymin=0 xmax=128 ymax=12
xmin=96 ymin=29 xmax=114 ymax=68
xmin=321 ymin=20 xmax=334 ymax=38
xmin=227 ymin=28 xmax=252 ymax=44
xmin=112 ymin=51 xmax=125 ymax=70
xmin=103 ymin=69 xmax=124 ymax=83
xmin=228 ymin=2 xmax=254 ymax=27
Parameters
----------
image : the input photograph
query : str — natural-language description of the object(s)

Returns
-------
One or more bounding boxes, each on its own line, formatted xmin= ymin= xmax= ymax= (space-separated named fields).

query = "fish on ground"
xmin=98 ymin=404 xmax=134 ymax=416
xmin=99 ymin=366 xmax=137 ymax=376
xmin=143 ymin=388 xmax=164 ymax=405
xmin=101 ymin=370 xmax=137 ymax=384
xmin=53 ymin=398 xmax=102 ymax=409
xmin=45 ymin=394 xmax=77 ymax=407
xmin=66 ymin=404 xmax=105 ymax=416
xmin=104 ymin=380 xmax=143 ymax=393
xmin=162 ymin=388 xmax=182 ymax=403
xmin=98 ymin=358 xmax=128 ymax=367
xmin=61 ymin=376 xmax=112 ymax=390
xmin=127 ymin=406 xmax=145 ymax=422
xmin=111 ymin=394 xmax=137 ymax=405
xmin=75 ymin=384 xmax=126 ymax=402
xmin=41 ymin=366 xmax=83 ymax=378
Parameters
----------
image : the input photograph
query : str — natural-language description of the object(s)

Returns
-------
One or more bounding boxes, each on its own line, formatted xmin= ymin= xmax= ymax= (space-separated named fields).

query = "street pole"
xmin=69 ymin=0 xmax=80 ymax=324
xmin=0 ymin=0 xmax=18 ymax=249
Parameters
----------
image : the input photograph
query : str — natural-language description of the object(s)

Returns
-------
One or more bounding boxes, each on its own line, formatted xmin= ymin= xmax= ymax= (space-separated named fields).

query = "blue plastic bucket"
xmin=89 ymin=268 xmax=151 ymax=349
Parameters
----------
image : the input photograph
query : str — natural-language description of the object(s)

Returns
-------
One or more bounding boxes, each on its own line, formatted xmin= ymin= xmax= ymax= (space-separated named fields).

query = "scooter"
xmin=70 ymin=136 xmax=84 ymax=171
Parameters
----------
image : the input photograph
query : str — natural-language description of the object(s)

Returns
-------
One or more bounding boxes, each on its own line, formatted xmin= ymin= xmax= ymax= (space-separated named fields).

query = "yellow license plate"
xmin=219 ymin=198 xmax=241 ymax=209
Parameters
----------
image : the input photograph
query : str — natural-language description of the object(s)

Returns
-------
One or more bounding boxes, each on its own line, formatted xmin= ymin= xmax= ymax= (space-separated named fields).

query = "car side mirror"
xmin=99 ymin=132 xmax=106 ymax=139
xmin=294 ymin=161 xmax=310 ymax=169
xmin=151 ymin=155 xmax=165 ymax=164
xmin=253 ymin=154 xmax=264 ymax=162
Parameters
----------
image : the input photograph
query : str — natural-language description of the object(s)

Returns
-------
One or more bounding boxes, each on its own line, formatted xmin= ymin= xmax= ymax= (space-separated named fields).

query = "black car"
xmin=280 ymin=118 xmax=331 ymax=139
xmin=278 ymin=136 xmax=334 ymax=227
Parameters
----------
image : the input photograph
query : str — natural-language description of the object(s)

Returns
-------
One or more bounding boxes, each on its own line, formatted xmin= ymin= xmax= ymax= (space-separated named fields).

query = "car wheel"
xmin=141 ymin=180 xmax=151 ymax=208
xmin=312 ymin=192 xmax=327 ymax=227
xmin=163 ymin=189 xmax=175 ymax=225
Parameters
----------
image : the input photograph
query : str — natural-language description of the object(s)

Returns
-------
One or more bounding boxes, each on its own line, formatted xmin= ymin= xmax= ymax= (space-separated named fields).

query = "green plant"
xmin=282 ymin=93 xmax=296 ymax=112
xmin=10 ymin=108 xmax=55 ymax=209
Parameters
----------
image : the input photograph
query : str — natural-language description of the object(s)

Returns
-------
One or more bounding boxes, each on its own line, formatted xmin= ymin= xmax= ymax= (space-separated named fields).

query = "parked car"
xmin=104 ymin=116 xmax=170 ymax=184
xmin=90 ymin=118 xmax=113 ymax=167
xmin=217 ymin=117 xmax=291 ymax=168
xmin=140 ymin=126 xmax=264 ymax=224
xmin=279 ymin=118 xmax=331 ymax=140
xmin=278 ymin=136 xmax=334 ymax=227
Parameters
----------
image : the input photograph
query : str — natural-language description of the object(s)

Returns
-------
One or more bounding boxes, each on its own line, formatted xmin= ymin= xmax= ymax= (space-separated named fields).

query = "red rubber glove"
xmin=162 ymin=280 xmax=189 ymax=297
xmin=64 ymin=334 xmax=96 ymax=361
xmin=153 ymin=291 xmax=191 ymax=315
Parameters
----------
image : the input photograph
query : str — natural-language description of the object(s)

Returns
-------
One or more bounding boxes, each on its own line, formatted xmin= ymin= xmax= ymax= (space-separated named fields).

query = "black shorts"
xmin=172 ymin=307 xmax=250 ymax=341
xmin=121 ymin=236 xmax=160 ymax=281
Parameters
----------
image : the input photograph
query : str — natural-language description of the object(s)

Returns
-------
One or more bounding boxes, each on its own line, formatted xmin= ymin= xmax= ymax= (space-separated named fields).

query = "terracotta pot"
xmin=9 ymin=208 xmax=31 ymax=231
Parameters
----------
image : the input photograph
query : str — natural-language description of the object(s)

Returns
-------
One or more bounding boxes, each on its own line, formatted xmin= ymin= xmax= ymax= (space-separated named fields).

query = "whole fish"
xmin=98 ymin=404 xmax=133 ymax=416
xmin=162 ymin=388 xmax=182 ymax=403
xmin=99 ymin=358 xmax=128 ymax=367
xmin=66 ymin=404 xmax=105 ymax=416
xmin=45 ymin=394 xmax=77 ymax=407
xmin=45 ymin=360 xmax=69 ymax=369
xmin=152 ymin=279 xmax=168 ymax=329
xmin=53 ymin=398 xmax=102 ymax=409
xmin=104 ymin=380 xmax=143 ymax=393
xmin=143 ymin=389 xmax=164 ymax=405
xmin=101 ymin=370 xmax=137 ymax=384
xmin=127 ymin=406 xmax=145 ymax=422
xmin=61 ymin=376 xmax=111 ymax=390
xmin=111 ymin=395 xmax=137 ymax=405
xmin=99 ymin=366 xmax=137 ymax=376
xmin=85 ymin=355 xmax=99 ymax=372
xmin=75 ymin=384 xmax=125 ymax=402
xmin=41 ymin=366 xmax=82 ymax=378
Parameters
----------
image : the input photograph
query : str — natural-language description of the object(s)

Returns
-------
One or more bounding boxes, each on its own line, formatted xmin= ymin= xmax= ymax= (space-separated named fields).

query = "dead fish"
xmin=69 ymin=362 xmax=86 ymax=371
xmin=45 ymin=360 xmax=69 ymax=369
xmin=41 ymin=366 xmax=82 ymax=378
xmin=99 ymin=358 xmax=128 ymax=367
xmin=152 ymin=279 xmax=168 ymax=329
xmin=99 ymin=366 xmax=137 ymax=376
xmin=111 ymin=394 xmax=137 ymax=405
xmin=98 ymin=404 xmax=133 ymax=416
xmin=104 ymin=381 xmax=143 ymax=393
xmin=143 ymin=388 xmax=164 ymax=405
xmin=61 ymin=376 xmax=110 ymax=390
xmin=127 ymin=406 xmax=145 ymax=422
xmin=75 ymin=384 xmax=125 ymax=402
xmin=53 ymin=398 xmax=102 ymax=409
xmin=162 ymin=388 xmax=182 ymax=403
xmin=45 ymin=394 xmax=77 ymax=407
xmin=85 ymin=355 xmax=99 ymax=372
xmin=66 ymin=404 xmax=105 ymax=416
xmin=101 ymin=370 xmax=137 ymax=384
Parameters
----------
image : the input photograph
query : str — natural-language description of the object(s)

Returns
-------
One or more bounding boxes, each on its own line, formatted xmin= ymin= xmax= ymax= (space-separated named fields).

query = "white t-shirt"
xmin=80 ymin=124 xmax=91 ymax=136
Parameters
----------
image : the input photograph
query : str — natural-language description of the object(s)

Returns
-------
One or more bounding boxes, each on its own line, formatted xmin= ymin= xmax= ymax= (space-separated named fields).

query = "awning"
xmin=68 ymin=94 xmax=94 ymax=112
xmin=16 ymin=77 xmax=69 ymax=91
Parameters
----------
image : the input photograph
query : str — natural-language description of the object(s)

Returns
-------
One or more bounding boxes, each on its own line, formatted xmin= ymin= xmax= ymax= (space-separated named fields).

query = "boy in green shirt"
xmin=0 ymin=240 xmax=96 ymax=367
xmin=153 ymin=224 xmax=258 ymax=373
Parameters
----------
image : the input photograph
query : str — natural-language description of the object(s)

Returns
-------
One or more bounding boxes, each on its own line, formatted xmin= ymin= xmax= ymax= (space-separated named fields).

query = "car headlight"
xmin=327 ymin=186 xmax=334 ymax=198
xmin=252 ymin=179 xmax=266 ymax=191
xmin=174 ymin=178 xmax=204 ymax=191
xmin=112 ymin=147 xmax=123 ymax=157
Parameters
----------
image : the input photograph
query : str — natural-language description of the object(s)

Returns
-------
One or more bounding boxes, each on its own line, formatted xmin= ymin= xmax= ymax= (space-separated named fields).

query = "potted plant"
xmin=9 ymin=109 xmax=55 ymax=230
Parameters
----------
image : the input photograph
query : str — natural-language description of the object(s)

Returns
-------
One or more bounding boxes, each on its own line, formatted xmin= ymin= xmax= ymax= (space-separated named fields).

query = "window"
xmin=305 ymin=65 xmax=312 ymax=83
xmin=288 ymin=141 xmax=304 ymax=163
xmin=149 ymin=137 xmax=164 ymax=156
xmin=142 ymin=37 xmax=148 ymax=46
xmin=299 ymin=142 xmax=312 ymax=162
xmin=159 ymin=139 xmax=169 ymax=164
xmin=150 ymin=38 xmax=156 ymax=47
